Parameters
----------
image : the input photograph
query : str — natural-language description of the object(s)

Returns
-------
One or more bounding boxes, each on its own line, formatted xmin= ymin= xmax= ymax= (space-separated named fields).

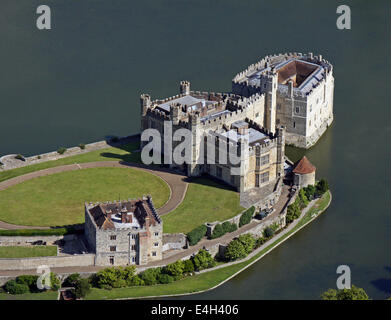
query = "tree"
xmin=263 ymin=227 xmax=275 ymax=238
xmin=183 ymin=259 xmax=195 ymax=274
xmin=321 ymin=285 xmax=370 ymax=300
xmin=15 ymin=275 xmax=39 ymax=292
xmin=95 ymin=267 xmax=121 ymax=289
xmin=304 ymin=184 xmax=317 ymax=200
xmin=187 ymin=225 xmax=207 ymax=246
xmin=224 ymin=239 xmax=247 ymax=261
xmin=238 ymin=234 xmax=256 ymax=254
xmin=4 ymin=280 xmax=30 ymax=295
xmin=164 ymin=260 xmax=185 ymax=277
xmin=239 ymin=207 xmax=255 ymax=227
xmin=157 ymin=274 xmax=174 ymax=284
xmin=298 ymin=189 xmax=309 ymax=208
xmin=140 ymin=267 xmax=162 ymax=285
xmin=286 ymin=202 xmax=301 ymax=224
xmin=62 ymin=273 xmax=81 ymax=287
xmin=316 ymin=179 xmax=329 ymax=195
xmin=192 ymin=249 xmax=216 ymax=271
xmin=74 ymin=278 xmax=91 ymax=299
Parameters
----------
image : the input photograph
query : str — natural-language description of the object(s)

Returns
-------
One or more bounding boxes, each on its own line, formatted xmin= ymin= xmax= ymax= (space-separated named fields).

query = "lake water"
xmin=1 ymin=0 xmax=390 ymax=299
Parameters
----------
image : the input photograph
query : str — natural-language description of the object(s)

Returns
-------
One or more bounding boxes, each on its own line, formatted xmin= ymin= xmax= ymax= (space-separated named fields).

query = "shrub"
xmin=4 ymin=280 xmax=29 ymax=295
xmin=239 ymin=206 xmax=255 ymax=227
xmin=48 ymin=273 xmax=61 ymax=291
xmin=139 ymin=267 xmax=162 ymax=286
xmin=255 ymin=237 xmax=266 ymax=249
xmin=14 ymin=154 xmax=25 ymax=161
xmin=224 ymin=239 xmax=247 ymax=261
xmin=210 ymin=224 xmax=224 ymax=239
xmin=74 ymin=278 xmax=91 ymax=299
xmin=263 ymin=227 xmax=274 ymax=238
xmin=183 ymin=259 xmax=195 ymax=274
xmin=286 ymin=202 xmax=301 ymax=224
xmin=298 ymin=189 xmax=309 ymax=208
xmin=304 ymin=184 xmax=317 ymax=200
xmin=192 ymin=249 xmax=216 ymax=271
xmin=238 ymin=233 xmax=256 ymax=254
xmin=126 ymin=275 xmax=144 ymax=287
xmin=316 ymin=179 xmax=329 ymax=195
xmin=222 ymin=221 xmax=238 ymax=233
xmin=62 ymin=273 xmax=81 ymax=288
xmin=95 ymin=267 xmax=122 ymax=289
xmin=157 ymin=274 xmax=174 ymax=284
xmin=57 ymin=147 xmax=67 ymax=155
xmin=187 ymin=225 xmax=207 ymax=246
xmin=163 ymin=260 xmax=185 ymax=277
xmin=15 ymin=275 xmax=39 ymax=292
xmin=37 ymin=155 xmax=42 ymax=160
xmin=79 ymin=143 xmax=86 ymax=150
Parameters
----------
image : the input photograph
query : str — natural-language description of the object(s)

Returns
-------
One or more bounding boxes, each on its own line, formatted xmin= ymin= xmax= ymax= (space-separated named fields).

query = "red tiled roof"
xmin=292 ymin=156 xmax=316 ymax=174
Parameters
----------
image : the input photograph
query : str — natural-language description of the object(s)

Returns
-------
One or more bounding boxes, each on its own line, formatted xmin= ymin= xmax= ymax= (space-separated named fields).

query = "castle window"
xmin=131 ymin=245 xmax=136 ymax=250
xmin=255 ymin=174 xmax=260 ymax=187
xmin=132 ymin=257 xmax=136 ymax=263
xmin=154 ymin=232 xmax=159 ymax=236
xmin=109 ymin=256 xmax=114 ymax=265
xmin=310 ymin=105 xmax=312 ymax=112
xmin=295 ymin=107 xmax=299 ymax=114
xmin=152 ymin=251 xmax=157 ymax=257
xmin=131 ymin=234 xmax=136 ymax=239
xmin=277 ymin=103 xmax=281 ymax=110
xmin=256 ymin=156 xmax=260 ymax=167
xmin=110 ymin=246 xmax=116 ymax=252
xmin=154 ymin=242 xmax=159 ymax=247
xmin=261 ymin=154 xmax=269 ymax=166
xmin=110 ymin=235 xmax=116 ymax=241
xmin=255 ymin=112 xmax=259 ymax=117
xmin=260 ymin=171 xmax=269 ymax=184
xmin=293 ymin=122 xmax=296 ymax=128
xmin=316 ymin=98 xmax=319 ymax=104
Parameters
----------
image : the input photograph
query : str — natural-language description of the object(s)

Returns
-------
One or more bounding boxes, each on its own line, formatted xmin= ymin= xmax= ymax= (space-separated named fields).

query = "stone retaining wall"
xmin=0 ymin=234 xmax=78 ymax=246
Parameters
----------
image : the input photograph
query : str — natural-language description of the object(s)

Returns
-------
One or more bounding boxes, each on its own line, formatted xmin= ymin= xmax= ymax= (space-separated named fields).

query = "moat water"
xmin=1 ymin=0 xmax=390 ymax=299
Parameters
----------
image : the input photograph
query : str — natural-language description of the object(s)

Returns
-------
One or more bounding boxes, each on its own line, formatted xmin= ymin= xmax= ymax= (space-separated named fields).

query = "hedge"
xmin=210 ymin=221 xmax=238 ymax=239
xmin=187 ymin=225 xmax=207 ymax=246
xmin=239 ymin=206 xmax=255 ymax=227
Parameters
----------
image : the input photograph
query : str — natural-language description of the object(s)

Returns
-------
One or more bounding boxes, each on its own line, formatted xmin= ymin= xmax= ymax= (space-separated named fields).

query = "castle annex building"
xmin=84 ymin=196 xmax=163 ymax=266
xmin=140 ymin=52 xmax=333 ymax=207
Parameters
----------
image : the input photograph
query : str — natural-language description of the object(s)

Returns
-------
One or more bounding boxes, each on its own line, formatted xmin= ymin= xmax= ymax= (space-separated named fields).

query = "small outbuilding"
xmin=292 ymin=156 xmax=316 ymax=187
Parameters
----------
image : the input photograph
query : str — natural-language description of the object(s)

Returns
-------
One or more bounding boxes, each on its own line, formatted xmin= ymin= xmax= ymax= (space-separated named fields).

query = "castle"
xmin=140 ymin=52 xmax=333 ymax=207
xmin=84 ymin=196 xmax=163 ymax=266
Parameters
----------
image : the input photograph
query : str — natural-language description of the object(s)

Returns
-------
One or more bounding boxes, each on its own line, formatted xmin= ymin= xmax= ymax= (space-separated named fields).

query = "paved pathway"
xmin=0 ymin=161 xmax=188 ymax=230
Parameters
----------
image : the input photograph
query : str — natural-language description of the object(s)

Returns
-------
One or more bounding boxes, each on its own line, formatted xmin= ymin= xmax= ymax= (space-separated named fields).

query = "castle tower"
xmin=179 ymin=81 xmax=191 ymax=95
xmin=170 ymin=103 xmax=180 ymax=125
xmin=265 ymin=68 xmax=277 ymax=134
xmin=140 ymin=94 xmax=151 ymax=117
xmin=187 ymin=112 xmax=201 ymax=176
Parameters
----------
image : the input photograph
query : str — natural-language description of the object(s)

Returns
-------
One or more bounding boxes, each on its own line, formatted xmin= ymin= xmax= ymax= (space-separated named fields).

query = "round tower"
xmin=179 ymin=81 xmax=191 ymax=95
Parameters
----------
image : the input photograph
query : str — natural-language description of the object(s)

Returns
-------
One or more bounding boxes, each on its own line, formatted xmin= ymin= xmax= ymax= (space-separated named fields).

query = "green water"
xmin=1 ymin=0 xmax=390 ymax=299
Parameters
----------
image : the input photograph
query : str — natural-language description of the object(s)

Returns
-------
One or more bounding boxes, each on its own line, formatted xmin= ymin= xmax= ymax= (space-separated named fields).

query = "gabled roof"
xmin=293 ymin=156 xmax=316 ymax=174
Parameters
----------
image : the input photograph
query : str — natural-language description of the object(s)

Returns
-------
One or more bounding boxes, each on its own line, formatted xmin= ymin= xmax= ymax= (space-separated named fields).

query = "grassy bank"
xmin=0 ymin=167 xmax=170 ymax=227
xmin=162 ymin=178 xmax=244 ymax=234
xmin=0 ymin=245 xmax=57 ymax=258
xmin=0 ymin=142 xmax=141 ymax=184
xmin=0 ymin=291 xmax=58 ymax=300
xmin=86 ymin=191 xmax=331 ymax=300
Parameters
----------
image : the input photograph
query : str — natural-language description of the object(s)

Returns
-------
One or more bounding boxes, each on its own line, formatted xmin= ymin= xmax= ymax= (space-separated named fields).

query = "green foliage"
xmin=224 ymin=239 xmax=247 ymax=261
xmin=321 ymin=285 xmax=370 ymax=300
xmin=95 ymin=267 xmax=123 ymax=289
xmin=126 ymin=275 xmax=144 ymax=287
xmin=239 ymin=206 xmax=255 ymax=227
xmin=183 ymin=259 xmax=195 ymax=274
xmin=4 ymin=280 xmax=30 ymax=295
xmin=57 ymin=147 xmax=67 ymax=155
xmin=15 ymin=275 xmax=40 ymax=292
xmin=15 ymin=154 xmax=25 ymax=161
xmin=238 ymin=233 xmax=256 ymax=254
xmin=48 ymin=273 xmax=61 ymax=291
xmin=139 ymin=267 xmax=162 ymax=286
xmin=263 ymin=227 xmax=275 ymax=238
xmin=187 ymin=225 xmax=207 ymax=246
xmin=254 ymin=237 xmax=266 ymax=249
xmin=74 ymin=278 xmax=91 ymax=299
xmin=286 ymin=201 xmax=301 ymax=224
xmin=164 ymin=260 xmax=185 ymax=277
xmin=157 ymin=274 xmax=174 ymax=284
xmin=192 ymin=249 xmax=216 ymax=271
xmin=62 ymin=273 xmax=81 ymax=287
xmin=316 ymin=179 xmax=329 ymax=195
xmin=304 ymin=184 xmax=317 ymax=200
xmin=79 ymin=143 xmax=86 ymax=150
xmin=298 ymin=189 xmax=309 ymax=208
xmin=210 ymin=221 xmax=237 ymax=239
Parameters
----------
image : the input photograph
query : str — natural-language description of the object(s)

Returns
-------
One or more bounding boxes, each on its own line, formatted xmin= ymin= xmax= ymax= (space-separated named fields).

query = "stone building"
xmin=84 ymin=196 xmax=163 ymax=266
xmin=232 ymin=52 xmax=334 ymax=148
xmin=292 ymin=156 xmax=316 ymax=187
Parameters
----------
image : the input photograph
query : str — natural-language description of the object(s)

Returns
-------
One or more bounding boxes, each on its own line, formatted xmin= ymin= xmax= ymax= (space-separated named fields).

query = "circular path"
xmin=0 ymin=161 xmax=188 ymax=230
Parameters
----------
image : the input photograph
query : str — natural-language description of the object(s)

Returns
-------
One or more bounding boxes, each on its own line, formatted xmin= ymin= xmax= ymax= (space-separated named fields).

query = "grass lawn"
xmin=0 ymin=167 xmax=170 ymax=227
xmin=162 ymin=178 xmax=244 ymax=234
xmin=85 ymin=191 xmax=331 ymax=300
xmin=0 ymin=291 xmax=58 ymax=300
xmin=0 ymin=142 xmax=141 ymax=184
xmin=0 ymin=245 xmax=57 ymax=258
